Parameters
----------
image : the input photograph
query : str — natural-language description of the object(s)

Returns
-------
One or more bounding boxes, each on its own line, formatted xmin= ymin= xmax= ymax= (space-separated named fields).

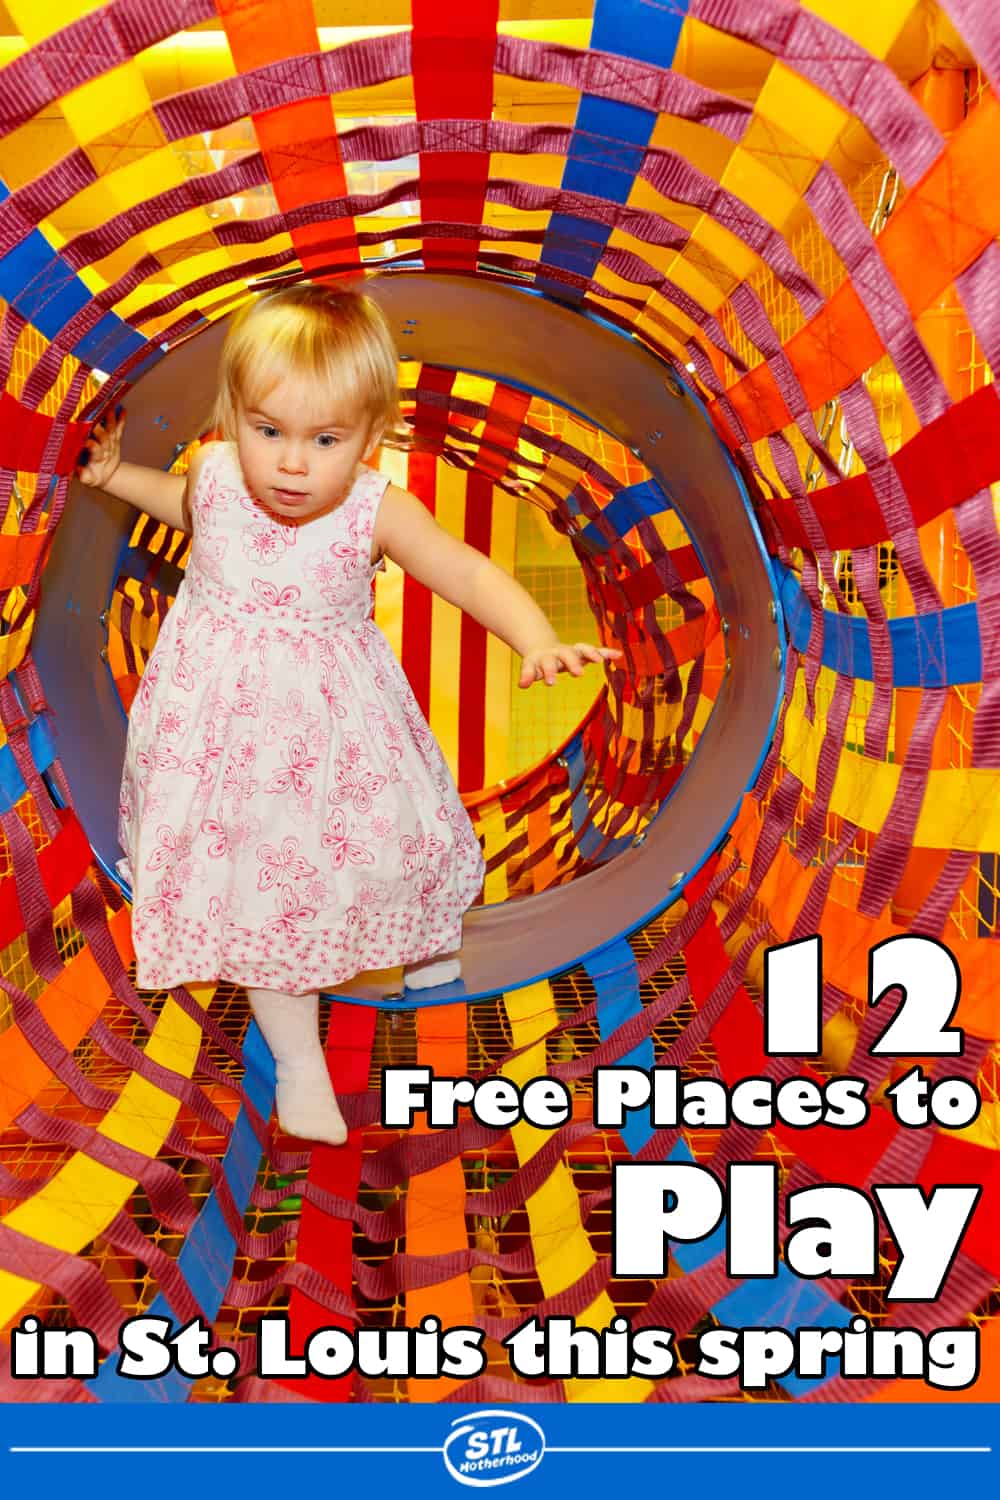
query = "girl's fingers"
xmin=526 ymin=654 xmax=559 ymax=685
xmin=90 ymin=405 xmax=123 ymax=443
xmin=567 ymin=643 xmax=623 ymax=668
xmin=575 ymin=645 xmax=603 ymax=665
xmin=519 ymin=641 xmax=624 ymax=688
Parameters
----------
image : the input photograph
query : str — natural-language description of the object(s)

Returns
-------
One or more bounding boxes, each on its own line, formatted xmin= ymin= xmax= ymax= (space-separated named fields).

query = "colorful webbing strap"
xmin=274 ymin=1000 xmax=377 ymax=1403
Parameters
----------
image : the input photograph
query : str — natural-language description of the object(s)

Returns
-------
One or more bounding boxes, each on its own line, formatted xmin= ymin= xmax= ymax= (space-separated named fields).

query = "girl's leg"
xmin=245 ymin=987 xmax=347 ymax=1145
xmin=403 ymin=950 xmax=462 ymax=990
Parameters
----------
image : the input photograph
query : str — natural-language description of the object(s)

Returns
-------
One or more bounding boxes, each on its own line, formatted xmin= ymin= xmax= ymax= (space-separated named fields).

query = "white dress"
xmin=116 ymin=441 xmax=485 ymax=992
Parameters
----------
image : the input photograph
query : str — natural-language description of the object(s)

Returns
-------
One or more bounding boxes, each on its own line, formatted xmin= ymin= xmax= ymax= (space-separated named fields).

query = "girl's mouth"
xmin=274 ymin=487 xmax=308 ymax=504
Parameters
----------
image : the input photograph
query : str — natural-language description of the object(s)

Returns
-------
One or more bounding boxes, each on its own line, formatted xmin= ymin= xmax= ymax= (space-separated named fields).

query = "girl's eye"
xmin=316 ymin=433 xmax=337 ymax=449
xmin=258 ymin=424 xmax=279 ymax=439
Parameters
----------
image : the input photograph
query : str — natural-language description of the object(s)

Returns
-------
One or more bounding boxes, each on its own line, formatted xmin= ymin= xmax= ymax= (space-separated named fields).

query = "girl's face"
xmin=235 ymin=372 xmax=381 ymax=524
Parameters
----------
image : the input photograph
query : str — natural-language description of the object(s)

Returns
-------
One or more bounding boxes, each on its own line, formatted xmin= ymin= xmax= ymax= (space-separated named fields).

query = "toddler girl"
xmin=78 ymin=284 xmax=618 ymax=1147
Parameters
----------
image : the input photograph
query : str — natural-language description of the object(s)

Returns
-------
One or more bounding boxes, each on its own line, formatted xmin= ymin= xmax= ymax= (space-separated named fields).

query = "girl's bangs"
xmin=238 ymin=334 xmax=376 ymax=425
xmin=219 ymin=289 xmax=401 ymax=436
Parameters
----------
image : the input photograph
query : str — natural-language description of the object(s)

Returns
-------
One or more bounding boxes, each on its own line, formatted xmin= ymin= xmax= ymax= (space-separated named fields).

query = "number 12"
xmin=763 ymin=934 xmax=964 ymax=1058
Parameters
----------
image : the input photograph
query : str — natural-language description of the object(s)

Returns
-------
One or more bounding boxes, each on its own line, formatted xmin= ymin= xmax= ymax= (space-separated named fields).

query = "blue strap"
xmin=73 ymin=311 xmax=147 ymax=370
xmin=0 ymin=229 xmax=91 ymax=337
xmin=578 ymin=479 xmax=672 ymax=551
xmin=0 ymin=716 xmax=58 ymax=814
xmin=536 ymin=1 xmax=690 ymax=301
xmin=586 ymin=938 xmax=653 ymax=1157
xmin=565 ymin=732 xmax=632 ymax=863
xmin=92 ymin=1023 xmax=273 ymax=1399
xmin=0 ymin=182 xmax=149 ymax=367
xmin=779 ymin=564 xmax=981 ymax=687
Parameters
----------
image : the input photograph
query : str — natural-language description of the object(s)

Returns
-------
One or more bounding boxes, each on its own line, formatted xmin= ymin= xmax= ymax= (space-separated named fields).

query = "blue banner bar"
xmin=1 ymin=1401 xmax=995 ymax=1495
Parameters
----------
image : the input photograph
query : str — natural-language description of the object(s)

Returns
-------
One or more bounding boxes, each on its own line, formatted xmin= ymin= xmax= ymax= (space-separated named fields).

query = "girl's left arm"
xmin=375 ymin=483 xmax=620 ymax=686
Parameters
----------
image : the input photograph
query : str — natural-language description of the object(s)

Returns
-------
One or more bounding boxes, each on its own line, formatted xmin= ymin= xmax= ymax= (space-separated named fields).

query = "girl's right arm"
xmin=77 ymin=406 xmax=207 ymax=536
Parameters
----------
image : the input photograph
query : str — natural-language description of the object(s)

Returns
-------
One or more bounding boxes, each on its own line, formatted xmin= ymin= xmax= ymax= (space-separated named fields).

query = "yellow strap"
xmin=782 ymin=697 xmax=1000 ymax=851
xmin=0 ymin=618 xmax=33 ymax=677
xmin=803 ymin=0 xmax=915 ymax=57
xmin=429 ymin=459 xmax=465 ymax=778
xmin=114 ymin=584 xmax=161 ymax=656
xmin=477 ymin=798 xmax=509 ymax=904
xmin=372 ymin=450 xmax=408 ymax=657
xmin=720 ymin=143 xmax=800 ymax=230
xmin=485 ymin=479 xmax=518 ymax=787
xmin=5 ymin=1 xmax=103 ymax=39
xmin=502 ymin=981 xmax=653 ymax=1402
xmin=753 ymin=60 xmax=848 ymax=160
xmin=618 ymin=691 xmax=684 ymax=747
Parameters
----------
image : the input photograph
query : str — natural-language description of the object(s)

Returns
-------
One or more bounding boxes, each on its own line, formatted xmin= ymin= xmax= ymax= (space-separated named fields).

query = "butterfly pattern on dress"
xmin=256 ymin=835 xmax=319 ymax=891
xmin=324 ymin=730 xmax=387 ymax=815
xmin=264 ymin=734 xmax=320 ymax=799
xmin=117 ymin=441 xmax=486 ymax=993
xmin=322 ymin=807 xmax=376 ymax=870
xmin=251 ymin=577 xmax=301 ymax=608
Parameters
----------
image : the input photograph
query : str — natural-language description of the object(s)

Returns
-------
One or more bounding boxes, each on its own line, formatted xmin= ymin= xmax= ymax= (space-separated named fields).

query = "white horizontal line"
xmin=8 ymin=1446 xmax=991 ymax=1456
xmin=9 ymin=1447 xmax=440 ymax=1455
xmin=547 ymin=1447 xmax=992 ymax=1454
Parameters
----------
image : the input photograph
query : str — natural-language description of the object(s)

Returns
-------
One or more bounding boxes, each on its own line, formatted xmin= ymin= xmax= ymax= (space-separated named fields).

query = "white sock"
xmin=246 ymin=987 xmax=347 ymax=1146
xmin=403 ymin=953 xmax=462 ymax=990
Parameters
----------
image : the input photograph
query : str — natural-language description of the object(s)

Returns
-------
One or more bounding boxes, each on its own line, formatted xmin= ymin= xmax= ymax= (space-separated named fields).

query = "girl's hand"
xmin=518 ymin=642 xmax=622 ymax=688
xmin=76 ymin=405 xmax=125 ymax=489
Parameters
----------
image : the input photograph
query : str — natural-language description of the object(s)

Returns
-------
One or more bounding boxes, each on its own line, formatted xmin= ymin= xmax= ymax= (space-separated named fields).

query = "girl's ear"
xmin=363 ymin=423 xmax=385 ymax=462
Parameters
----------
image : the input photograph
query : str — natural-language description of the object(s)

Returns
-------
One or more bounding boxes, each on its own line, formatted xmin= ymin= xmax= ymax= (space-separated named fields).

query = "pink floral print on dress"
xmin=116 ymin=441 xmax=485 ymax=991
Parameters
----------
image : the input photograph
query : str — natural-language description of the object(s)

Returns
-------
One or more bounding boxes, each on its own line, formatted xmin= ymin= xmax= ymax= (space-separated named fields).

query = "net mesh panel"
xmin=0 ymin=0 xmax=997 ymax=1404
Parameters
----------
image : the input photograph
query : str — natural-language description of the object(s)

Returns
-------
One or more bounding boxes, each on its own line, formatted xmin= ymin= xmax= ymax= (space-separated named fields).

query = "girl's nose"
xmin=279 ymin=445 xmax=308 ymax=474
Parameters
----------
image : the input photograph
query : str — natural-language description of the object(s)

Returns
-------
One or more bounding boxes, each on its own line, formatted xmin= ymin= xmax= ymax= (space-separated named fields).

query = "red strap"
xmin=0 ymin=807 xmax=91 ymax=950
xmin=278 ymin=1001 xmax=378 ymax=1401
xmin=918 ymin=1135 xmax=999 ymax=1276
xmin=458 ymin=384 xmax=529 ymax=792
xmin=412 ymin=0 xmax=499 ymax=271
xmin=0 ymin=392 xmax=89 ymax=474
xmin=768 ymin=383 xmax=1000 ymax=550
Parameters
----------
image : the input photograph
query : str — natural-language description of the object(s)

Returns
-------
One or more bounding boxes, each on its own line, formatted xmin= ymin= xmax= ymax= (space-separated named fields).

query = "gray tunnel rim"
xmin=94 ymin=352 xmax=738 ymax=920
xmin=34 ymin=272 xmax=785 ymax=1006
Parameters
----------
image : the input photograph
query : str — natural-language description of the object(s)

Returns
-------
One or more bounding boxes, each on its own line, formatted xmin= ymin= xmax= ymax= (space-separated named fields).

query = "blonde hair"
xmin=213 ymin=284 xmax=401 ymax=446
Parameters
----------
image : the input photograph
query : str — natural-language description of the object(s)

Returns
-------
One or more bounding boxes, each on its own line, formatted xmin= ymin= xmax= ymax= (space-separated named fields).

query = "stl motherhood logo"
xmin=442 ymin=1409 xmax=546 ymax=1486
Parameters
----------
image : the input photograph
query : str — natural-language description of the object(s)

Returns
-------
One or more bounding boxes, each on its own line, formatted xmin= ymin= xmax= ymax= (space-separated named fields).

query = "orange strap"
xmin=729 ymin=795 xmax=999 ymax=1041
xmin=713 ymin=90 xmax=1000 ymax=442
xmin=0 ymin=533 xmax=48 ymax=591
